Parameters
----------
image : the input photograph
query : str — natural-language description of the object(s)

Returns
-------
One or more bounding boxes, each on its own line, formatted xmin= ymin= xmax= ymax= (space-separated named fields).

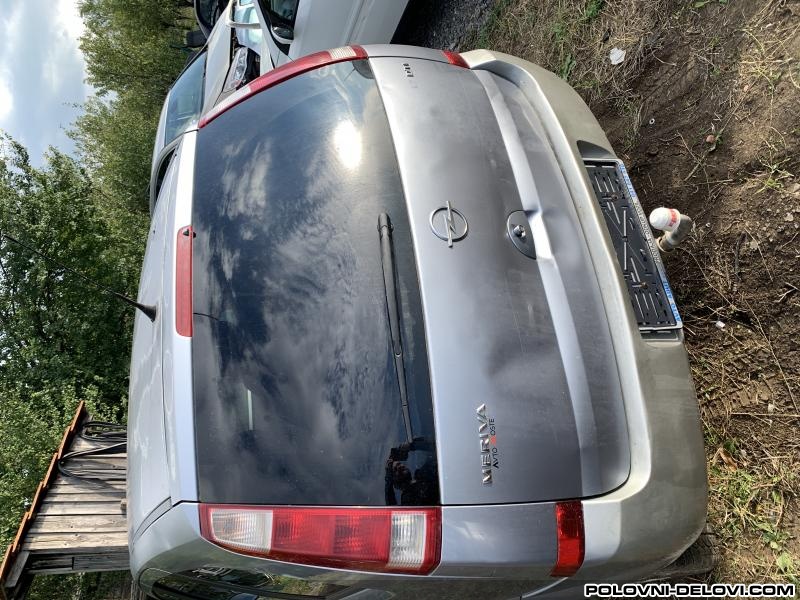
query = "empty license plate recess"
xmin=584 ymin=159 xmax=682 ymax=332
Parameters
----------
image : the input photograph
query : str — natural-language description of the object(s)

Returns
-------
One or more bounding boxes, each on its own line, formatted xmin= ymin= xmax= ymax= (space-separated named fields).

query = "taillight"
xmin=199 ymin=45 xmax=367 ymax=128
xmin=442 ymin=50 xmax=469 ymax=68
xmin=175 ymin=225 xmax=193 ymax=337
xmin=550 ymin=501 xmax=584 ymax=577
xmin=200 ymin=505 xmax=441 ymax=574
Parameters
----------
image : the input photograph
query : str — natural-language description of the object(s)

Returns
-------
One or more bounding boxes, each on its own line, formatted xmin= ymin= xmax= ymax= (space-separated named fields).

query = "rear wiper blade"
xmin=378 ymin=213 xmax=413 ymax=444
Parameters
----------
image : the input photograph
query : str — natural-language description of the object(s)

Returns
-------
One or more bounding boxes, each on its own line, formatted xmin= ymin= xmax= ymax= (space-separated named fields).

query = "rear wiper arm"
xmin=378 ymin=213 xmax=413 ymax=444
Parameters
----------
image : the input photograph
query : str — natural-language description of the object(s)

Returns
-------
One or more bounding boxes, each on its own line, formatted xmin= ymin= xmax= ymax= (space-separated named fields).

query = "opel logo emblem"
xmin=429 ymin=201 xmax=468 ymax=248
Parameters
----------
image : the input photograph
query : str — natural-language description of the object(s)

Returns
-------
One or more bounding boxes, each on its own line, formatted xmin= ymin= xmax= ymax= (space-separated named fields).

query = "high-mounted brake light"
xmin=199 ymin=46 xmax=368 ymax=128
xmin=550 ymin=501 xmax=585 ymax=577
xmin=175 ymin=225 xmax=193 ymax=337
xmin=200 ymin=505 xmax=441 ymax=574
xmin=442 ymin=50 xmax=470 ymax=68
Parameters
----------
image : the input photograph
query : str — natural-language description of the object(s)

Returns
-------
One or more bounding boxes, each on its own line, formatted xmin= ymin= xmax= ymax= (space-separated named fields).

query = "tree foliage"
xmin=0 ymin=137 xmax=147 ymax=552
xmin=70 ymin=94 xmax=159 ymax=209
xmin=0 ymin=0 xmax=192 ymax=591
xmin=79 ymin=0 xmax=194 ymax=103
xmin=74 ymin=0 xmax=196 ymax=210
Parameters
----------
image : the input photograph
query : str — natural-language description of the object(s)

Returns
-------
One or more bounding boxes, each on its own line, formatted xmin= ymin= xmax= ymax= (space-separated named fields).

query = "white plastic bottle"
xmin=649 ymin=207 xmax=693 ymax=251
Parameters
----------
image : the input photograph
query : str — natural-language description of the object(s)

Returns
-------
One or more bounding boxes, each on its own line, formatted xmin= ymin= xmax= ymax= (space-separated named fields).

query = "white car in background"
xmin=151 ymin=0 xmax=267 ymax=211
xmin=253 ymin=0 xmax=409 ymax=68
xmin=152 ymin=0 xmax=410 ymax=212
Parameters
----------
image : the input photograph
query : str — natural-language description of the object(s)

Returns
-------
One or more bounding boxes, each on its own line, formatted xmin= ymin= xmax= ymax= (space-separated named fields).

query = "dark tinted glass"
xmin=265 ymin=0 xmax=299 ymax=25
xmin=192 ymin=60 xmax=438 ymax=506
xmin=195 ymin=0 xmax=223 ymax=34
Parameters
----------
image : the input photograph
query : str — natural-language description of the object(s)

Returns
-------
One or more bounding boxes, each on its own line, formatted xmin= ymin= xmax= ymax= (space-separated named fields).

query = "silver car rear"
xmin=128 ymin=45 xmax=706 ymax=600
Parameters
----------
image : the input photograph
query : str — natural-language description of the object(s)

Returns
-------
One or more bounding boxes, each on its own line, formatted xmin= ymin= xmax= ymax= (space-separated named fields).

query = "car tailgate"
xmin=369 ymin=56 xmax=631 ymax=505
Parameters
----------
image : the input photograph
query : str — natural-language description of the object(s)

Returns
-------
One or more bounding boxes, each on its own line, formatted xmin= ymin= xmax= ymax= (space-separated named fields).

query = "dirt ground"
xmin=447 ymin=0 xmax=800 ymax=586
xmin=609 ymin=0 xmax=799 ymax=585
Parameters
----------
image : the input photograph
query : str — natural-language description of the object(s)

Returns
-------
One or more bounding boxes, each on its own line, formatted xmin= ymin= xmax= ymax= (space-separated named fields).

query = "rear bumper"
xmin=458 ymin=49 xmax=707 ymax=580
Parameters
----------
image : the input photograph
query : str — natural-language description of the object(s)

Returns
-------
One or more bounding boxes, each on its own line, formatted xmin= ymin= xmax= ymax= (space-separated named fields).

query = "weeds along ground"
xmin=471 ymin=0 xmax=800 ymax=584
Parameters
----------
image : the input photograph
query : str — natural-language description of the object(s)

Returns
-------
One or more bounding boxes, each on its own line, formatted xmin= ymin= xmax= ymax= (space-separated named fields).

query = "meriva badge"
xmin=477 ymin=403 xmax=500 ymax=485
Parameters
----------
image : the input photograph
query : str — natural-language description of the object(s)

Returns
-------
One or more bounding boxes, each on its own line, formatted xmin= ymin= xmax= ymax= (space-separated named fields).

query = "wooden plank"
xmin=30 ymin=516 xmax=126 ymax=533
xmin=72 ymin=553 xmax=129 ymax=571
xmin=25 ymin=552 xmax=129 ymax=574
xmin=42 ymin=454 xmax=58 ymax=491
xmin=26 ymin=552 xmax=130 ymax=575
xmin=23 ymin=566 xmax=76 ymax=576
xmin=4 ymin=551 xmax=29 ymax=589
xmin=59 ymin=469 xmax=126 ymax=478
xmin=27 ymin=563 xmax=128 ymax=575
xmin=0 ymin=541 xmax=13 ymax=584
xmin=67 ymin=402 xmax=85 ymax=436
xmin=44 ymin=481 xmax=126 ymax=492
xmin=22 ymin=532 xmax=128 ymax=552
xmin=0 ymin=403 xmax=91 ymax=598
xmin=43 ymin=493 xmax=126 ymax=503
xmin=57 ymin=429 xmax=73 ymax=460
xmin=66 ymin=456 xmax=127 ymax=468
xmin=66 ymin=451 xmax=127 ymax=459
xmin=59 ymin=462 xmax=127 ymax=472
xmin=9 ymin=498 xmax=32 ymax=554
xmin=29 ymin=515 xmax=127 ymax=534
xmin=48 ymin=480 xmax=126 ymax=491
xmin=38 ymin=502 xmax=124 ymax=516
xmin=66 ymin=452 xmax=128 ymax=465
xmin=24 ymin=556 xmax=73 ymax=570
xmin=49 ymin=480 xmax=126 ymax=491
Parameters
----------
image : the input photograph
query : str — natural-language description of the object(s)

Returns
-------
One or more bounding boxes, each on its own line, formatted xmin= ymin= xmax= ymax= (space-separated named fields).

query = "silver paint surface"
xmin=370 ymin=55 xmax=630 ymax=504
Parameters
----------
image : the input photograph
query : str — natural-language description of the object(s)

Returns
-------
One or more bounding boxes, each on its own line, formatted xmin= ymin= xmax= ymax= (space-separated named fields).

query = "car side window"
xmin=265 ymin=0 xmax=299 ymax=26
xmin=151 ymin=569 xmax=348 ymax=600
xmin=164 ymin=51 xmax=207 ymax=146
xmin=196 ymin=0 xmax=220 ymax=33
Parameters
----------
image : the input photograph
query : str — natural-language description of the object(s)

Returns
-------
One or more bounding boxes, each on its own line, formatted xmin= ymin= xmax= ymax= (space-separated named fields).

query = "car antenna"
xmin=0 ymin=230 xmax=157 ymax=321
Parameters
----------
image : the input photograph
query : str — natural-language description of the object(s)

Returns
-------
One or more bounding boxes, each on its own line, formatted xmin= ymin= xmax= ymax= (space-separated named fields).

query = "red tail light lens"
xmin=200 ymin=505 xmax=441 ymax=574
xmin=175 ymin=225 xmax=193 ymax=337
xmin=199 ymin=46 xmax=367 ymax=128
xmin=442 ymin=50 xmax=469 ymax=68
xmin=550 ymin=500 xmax=585 ymax=577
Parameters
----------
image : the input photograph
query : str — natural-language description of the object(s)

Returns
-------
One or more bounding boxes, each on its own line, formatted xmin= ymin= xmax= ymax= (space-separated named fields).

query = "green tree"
xmin=74 ymin=0 xmax=196 ymax=210
xmin=78 ymin=0 xmax=194 ymax=103
xmin=0 ymin=136 xmax=145 ymax=406
xmin=0 ymin=135 xmax=145 ymax=555
xmin=70 ymin=93 xmax=159 ymax=210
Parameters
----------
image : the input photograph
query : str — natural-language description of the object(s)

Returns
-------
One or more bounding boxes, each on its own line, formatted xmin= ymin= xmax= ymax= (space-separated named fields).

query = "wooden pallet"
xmin=0 ymin=404 xmax=129 ymax=600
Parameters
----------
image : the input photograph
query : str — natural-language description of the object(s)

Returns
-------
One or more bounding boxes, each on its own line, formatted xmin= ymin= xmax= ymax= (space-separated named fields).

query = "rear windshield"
xmin=191 ymin=60 xmax=438 ymax=506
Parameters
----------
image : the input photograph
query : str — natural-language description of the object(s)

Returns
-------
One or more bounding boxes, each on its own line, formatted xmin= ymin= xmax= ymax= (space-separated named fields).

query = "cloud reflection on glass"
xmin=190 ymin=61 xmax=438 ymax=507
xmin=332 ymin=120 xmax=362 ymax=170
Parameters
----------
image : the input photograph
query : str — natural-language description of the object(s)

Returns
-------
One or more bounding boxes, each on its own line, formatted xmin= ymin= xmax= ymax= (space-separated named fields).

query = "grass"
xmin=461 ymin=0 xmax=682 ymax=152
xmin=707 ymin=439 xmax=799 ymax=584
xmin=464 ymin=0 xmax=672 ymax=111
xmin=750 ymin=137 xmax=795 ymax=194
xmin=692 ymin=0 xmax=729 ymax=8
xmin=582 ymin=0 xmax=604 ymax=23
